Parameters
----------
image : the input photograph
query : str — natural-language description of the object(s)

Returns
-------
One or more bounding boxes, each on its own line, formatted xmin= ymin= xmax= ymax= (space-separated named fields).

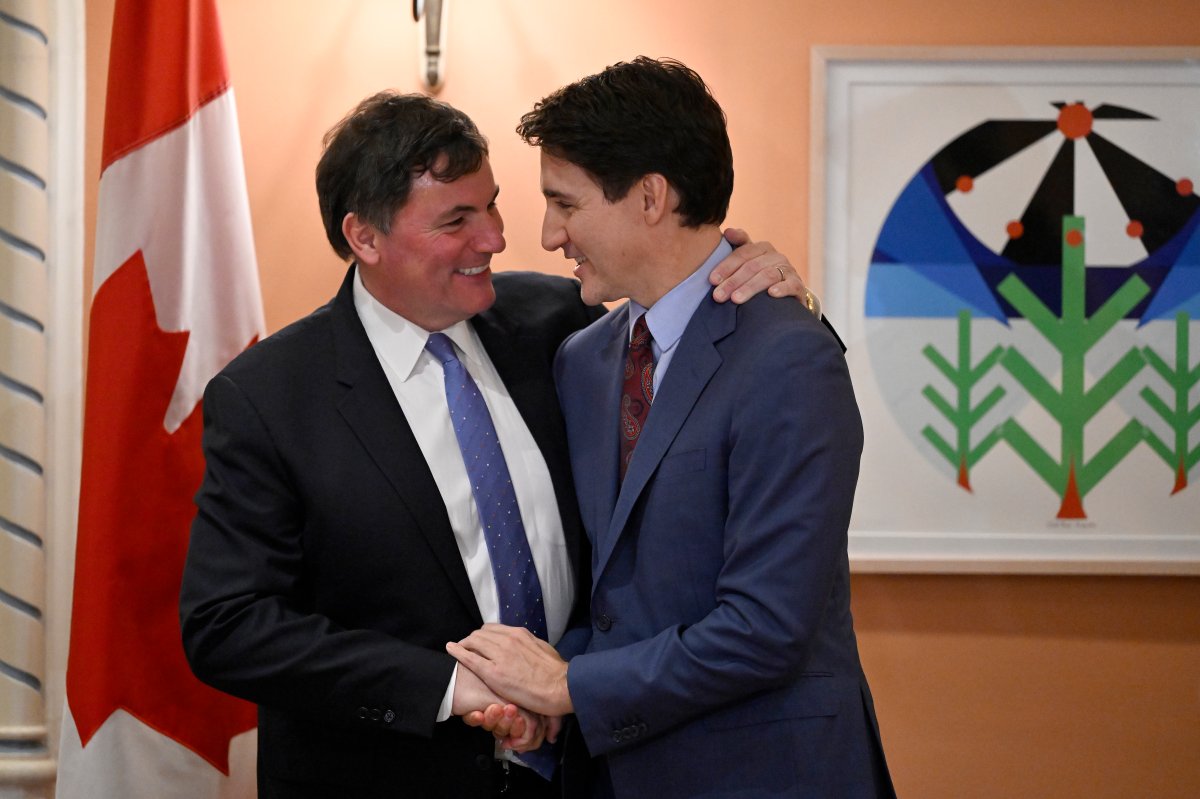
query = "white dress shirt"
xmin=353 ymin=270 xmax=573 ymax=724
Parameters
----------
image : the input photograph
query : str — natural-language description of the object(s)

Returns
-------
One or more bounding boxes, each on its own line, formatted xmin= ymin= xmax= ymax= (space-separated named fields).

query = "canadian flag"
xmin=58 ymin=0 xmax=263 ymax=796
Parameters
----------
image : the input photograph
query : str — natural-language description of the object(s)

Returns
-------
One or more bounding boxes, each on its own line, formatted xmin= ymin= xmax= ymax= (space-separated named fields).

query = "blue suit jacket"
xmin=555 ymin=292 xmax=894 ymax=798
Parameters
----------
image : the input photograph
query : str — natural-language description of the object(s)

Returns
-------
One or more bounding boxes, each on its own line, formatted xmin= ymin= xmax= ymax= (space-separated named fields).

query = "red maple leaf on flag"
xmin=68 ymin=250 xmax=256 ymax=773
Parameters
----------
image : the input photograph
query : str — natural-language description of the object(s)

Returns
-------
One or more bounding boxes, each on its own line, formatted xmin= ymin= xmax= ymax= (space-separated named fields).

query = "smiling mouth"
xmin=457 ymin=265 xmax=490 ymax=277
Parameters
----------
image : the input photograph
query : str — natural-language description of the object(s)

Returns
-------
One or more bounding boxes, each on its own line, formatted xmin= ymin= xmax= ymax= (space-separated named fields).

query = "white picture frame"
xmin=812 ymin=47 xmax=1200 ymax=574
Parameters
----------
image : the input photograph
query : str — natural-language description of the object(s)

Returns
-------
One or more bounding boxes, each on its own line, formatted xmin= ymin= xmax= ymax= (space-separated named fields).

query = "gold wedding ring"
xmin=773 ymin=264 xmax=822 ymax=317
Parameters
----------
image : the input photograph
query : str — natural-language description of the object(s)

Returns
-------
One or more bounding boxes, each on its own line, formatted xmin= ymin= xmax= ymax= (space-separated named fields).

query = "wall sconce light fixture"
xmin=412 ymin=0 xmax=446 ymax=92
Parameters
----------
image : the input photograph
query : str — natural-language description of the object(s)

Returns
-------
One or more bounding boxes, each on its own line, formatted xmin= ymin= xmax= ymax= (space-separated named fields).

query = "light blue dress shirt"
xmin=628 ymin=236 xmax=733 ymax=394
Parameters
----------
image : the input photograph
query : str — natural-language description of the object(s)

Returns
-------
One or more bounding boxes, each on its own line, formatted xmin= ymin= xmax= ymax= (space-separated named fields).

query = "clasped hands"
xmin=448 ymin=624 xmax=573 ymax=753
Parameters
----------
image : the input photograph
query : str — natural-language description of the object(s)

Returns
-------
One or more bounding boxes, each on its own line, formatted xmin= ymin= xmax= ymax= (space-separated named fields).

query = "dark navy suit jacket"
xmin=181 ymin=267 xmax=597 ymax=798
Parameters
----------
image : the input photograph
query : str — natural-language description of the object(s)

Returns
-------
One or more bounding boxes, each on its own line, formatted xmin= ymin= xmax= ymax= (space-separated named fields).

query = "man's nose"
xmin=476 ymin=213 xmax=506 ymax=254
xmin=541 ymin=213 xmax=566 ymax=252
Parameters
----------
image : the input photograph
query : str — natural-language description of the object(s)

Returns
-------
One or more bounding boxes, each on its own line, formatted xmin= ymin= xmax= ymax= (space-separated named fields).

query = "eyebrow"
xmin=435 ymin=186 xmax=500 ymax=223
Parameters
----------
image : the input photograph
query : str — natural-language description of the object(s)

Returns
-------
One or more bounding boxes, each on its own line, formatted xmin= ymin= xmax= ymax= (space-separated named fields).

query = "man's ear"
xmin=342 ymin=212 xmax=381 ymax=265
xmin=638 ymin=173 xmax=672 ymax=225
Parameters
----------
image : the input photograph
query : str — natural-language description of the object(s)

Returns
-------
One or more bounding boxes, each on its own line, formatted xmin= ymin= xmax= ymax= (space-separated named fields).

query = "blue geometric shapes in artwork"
xmin=866 ymin=261 xmax=1007 ymax=321
xmin=1142 ymin=259 xmax=1200 ymax=322
xmin=874 ymin=166 xmax=975 ymax=267
xmin=1141 ymin=210 xmax=1200 ymax=321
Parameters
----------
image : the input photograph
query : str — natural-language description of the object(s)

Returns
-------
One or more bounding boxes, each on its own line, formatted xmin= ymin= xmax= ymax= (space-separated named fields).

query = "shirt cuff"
xmin=437 ymin=665 xmax=457 ymax=722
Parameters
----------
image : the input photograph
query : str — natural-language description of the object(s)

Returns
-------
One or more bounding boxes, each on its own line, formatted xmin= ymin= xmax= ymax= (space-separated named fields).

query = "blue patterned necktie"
xmin=425 ymin=333 xmax=548 ymax=640
xmin=425 ymin=334 xmax=557 ymax=780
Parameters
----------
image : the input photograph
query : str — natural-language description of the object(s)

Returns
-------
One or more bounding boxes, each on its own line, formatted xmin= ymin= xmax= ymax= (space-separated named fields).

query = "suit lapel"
xmin=595 ymin=297 xmax=735 ymax=580
xmin=472 ymin=312 xmax=553 ymax=456
xmin=586 ymin=308 xmax=631 ymax=563
xmin=328 ymin=269 xmax=482 ymax=625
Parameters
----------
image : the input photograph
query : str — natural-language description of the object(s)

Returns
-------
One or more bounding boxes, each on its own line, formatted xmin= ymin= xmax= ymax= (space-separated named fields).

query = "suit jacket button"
xmin=357 ymin=706 xmax=369 ymax=719
xmin=611 ymin=731 xmax=623 ymax=743
xmin=596 ymin=613 xmax=612 ymax=631
xmin=370 ymin=708 xmax=382 ymax=721
xmin=475 ymin=754 xmax=492 ymax=771
xmin=383 ymin=709 xmax=396 ymax=724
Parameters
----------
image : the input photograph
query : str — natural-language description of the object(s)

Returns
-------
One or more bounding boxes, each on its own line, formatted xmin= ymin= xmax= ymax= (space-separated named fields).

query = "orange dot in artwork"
xmin=955 ymin=175 xmax=973 ymax=193
xmin=1065 ymin=229 xmax=1084 ymax=247
xmin=1056 ymin=103 xmax=1094 ymax=139
xmin=1126 ymin=220 xmax=1144 ymax=238
xmin=1006 ymin=220 xmax=1024 ymax=239
xmin=1177 ymin=177 xmax=1194 ymax=196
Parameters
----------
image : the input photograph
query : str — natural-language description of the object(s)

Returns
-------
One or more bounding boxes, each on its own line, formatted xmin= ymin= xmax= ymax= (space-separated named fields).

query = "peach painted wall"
xmin=83 ymin=2 xmax=1200 ymax=797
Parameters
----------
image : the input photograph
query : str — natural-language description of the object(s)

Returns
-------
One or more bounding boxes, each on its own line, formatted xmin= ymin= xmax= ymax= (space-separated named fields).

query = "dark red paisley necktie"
xmin=620 ymin=315 xmax=655 ymax=482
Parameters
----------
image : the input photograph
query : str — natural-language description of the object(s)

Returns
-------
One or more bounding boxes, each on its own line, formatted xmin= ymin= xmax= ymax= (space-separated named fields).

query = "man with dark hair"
xmin=450 ymin=58 xmax=895 ymax=798
xmin=179 ymin=89 xmax=812 ymax=798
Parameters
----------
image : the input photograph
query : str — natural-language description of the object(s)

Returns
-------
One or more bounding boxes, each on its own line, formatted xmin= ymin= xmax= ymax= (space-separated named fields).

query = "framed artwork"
xmin=811 ymin=47 xmax=1200 ymax=573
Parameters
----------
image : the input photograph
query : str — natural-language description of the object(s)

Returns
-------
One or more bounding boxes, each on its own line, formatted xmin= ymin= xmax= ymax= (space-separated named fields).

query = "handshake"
xmin=446 ymin=624 xmax=575 ymax=753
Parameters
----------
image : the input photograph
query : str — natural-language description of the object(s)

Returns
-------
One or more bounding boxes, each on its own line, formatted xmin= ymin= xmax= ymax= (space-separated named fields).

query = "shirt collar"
xmin=352 ymin=266 xmax=479 ymax=380
xmin=629 ymin=236 xmax=733 ymax=349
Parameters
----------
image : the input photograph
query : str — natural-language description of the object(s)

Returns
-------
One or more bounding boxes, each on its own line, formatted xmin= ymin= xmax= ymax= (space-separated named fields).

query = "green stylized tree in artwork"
xmin=921 ymin=309 xmax=1005 ymax=491
xmin=996 ymin=215 xmax=1149 ymax=519
xmin=1140 ymin=311 xmax=1200 ymax=494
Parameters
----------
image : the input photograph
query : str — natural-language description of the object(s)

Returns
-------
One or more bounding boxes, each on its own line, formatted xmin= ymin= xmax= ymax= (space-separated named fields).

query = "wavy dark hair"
xmin=516 ymin=56 xmax=733 ymax=227
xmin=316 ymin=92 xmax=488 ymax=260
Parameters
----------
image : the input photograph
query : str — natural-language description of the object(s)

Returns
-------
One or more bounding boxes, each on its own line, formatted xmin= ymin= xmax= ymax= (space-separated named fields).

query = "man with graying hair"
xmin=180 ymin=89 xmax=814 ymax=798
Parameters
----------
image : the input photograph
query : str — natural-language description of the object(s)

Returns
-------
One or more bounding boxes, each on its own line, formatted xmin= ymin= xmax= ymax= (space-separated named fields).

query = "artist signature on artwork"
xmin=1046 ymin=519 xmax=1097 ymax=530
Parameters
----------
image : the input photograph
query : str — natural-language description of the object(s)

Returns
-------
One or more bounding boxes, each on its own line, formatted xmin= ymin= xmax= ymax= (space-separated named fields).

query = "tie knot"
xmin=631 ymin=315 xmax=652 ymax=350
xmin=425 ymin=333 xmax=459 ymax=365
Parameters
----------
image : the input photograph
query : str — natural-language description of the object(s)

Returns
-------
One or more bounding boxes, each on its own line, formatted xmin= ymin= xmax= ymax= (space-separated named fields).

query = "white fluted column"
xmin=0 ymin=0 xmax=60 ymax=792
